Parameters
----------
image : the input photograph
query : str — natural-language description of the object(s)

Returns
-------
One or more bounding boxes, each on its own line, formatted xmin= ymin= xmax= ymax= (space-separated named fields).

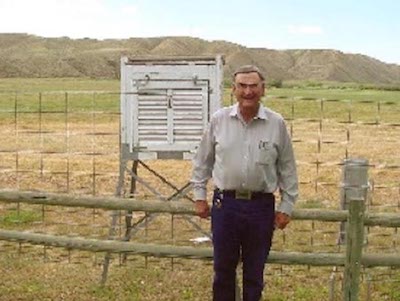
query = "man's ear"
xmin=261 ymin=83 xmax=266 ymax=96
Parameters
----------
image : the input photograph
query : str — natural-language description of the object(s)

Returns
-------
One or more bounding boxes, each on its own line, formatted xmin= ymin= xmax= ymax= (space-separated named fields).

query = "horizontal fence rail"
xmin=0 ymin=189 xmax=195 ymax=215
xmin=1 ymin=189 xmax=400 ymax=227
xmin=2 ymin=189 xmax=400 ymax=301
xmin=1 ymin=229 xmax=400 ymax=268
xmin=0 ymin=190 xmax=400 ymax=267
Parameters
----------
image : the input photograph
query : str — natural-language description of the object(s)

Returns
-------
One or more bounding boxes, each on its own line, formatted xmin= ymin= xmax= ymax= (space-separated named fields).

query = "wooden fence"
xmin=1 ymin=190 xmax=400 ymax=300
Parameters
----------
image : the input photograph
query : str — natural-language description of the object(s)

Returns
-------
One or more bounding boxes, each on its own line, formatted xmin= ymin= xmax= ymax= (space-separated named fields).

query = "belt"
xmin=216 ymin=189 xmax=273 ymax=201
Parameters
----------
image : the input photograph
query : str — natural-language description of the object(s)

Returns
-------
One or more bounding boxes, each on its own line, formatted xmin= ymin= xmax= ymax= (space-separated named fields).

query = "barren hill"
xmin=1 ymin=33 xmax=399 ymax=84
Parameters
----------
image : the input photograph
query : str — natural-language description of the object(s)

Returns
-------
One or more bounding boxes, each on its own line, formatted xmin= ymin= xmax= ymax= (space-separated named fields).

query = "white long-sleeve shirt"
xmin=191 ymin=103 xmax=298 ymax=215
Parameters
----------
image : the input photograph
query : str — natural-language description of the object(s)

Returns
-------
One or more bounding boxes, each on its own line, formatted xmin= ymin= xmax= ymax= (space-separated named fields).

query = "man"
xmin=191 ymin=65 xmax=298 ymax=301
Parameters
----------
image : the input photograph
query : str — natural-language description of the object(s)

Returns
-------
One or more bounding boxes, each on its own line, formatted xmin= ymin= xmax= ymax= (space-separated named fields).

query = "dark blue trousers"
xmin=211 ymin=191 xmax=275 ymax=301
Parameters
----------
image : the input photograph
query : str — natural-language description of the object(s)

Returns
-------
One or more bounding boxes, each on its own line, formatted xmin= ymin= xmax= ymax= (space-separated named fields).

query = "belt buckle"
xmin=235 ymin=190 xmax=252 ymax=200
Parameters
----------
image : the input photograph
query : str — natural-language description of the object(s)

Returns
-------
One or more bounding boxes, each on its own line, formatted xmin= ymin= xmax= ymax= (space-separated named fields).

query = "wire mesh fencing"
xmin=0 ymin=90 xmax=399 ymax=300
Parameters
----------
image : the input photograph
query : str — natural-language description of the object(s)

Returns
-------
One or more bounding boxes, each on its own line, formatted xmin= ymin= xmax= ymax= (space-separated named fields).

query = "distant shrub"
xmin=304 ymin=80 xmax=323 ymax=88
xmin=268 ymin=79 xmax=283 ymax=88
xmin=359 ymin=83 xmax=400 ymax=91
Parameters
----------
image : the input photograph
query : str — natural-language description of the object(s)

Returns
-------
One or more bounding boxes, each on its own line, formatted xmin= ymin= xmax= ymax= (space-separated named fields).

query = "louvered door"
xmin=131 ymin=80 xmax=208 ymax=152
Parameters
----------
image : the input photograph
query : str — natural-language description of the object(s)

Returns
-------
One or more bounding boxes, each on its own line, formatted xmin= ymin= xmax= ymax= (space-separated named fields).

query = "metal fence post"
xmin=340 ymin=158 xmax=369 ymax=301
xmin=339 ymin=158 xmax=369 ymax=244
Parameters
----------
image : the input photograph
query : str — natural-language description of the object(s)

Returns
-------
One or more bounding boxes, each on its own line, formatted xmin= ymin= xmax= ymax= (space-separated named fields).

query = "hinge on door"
xmin=133 ymin=75 xmax=150 ymax=88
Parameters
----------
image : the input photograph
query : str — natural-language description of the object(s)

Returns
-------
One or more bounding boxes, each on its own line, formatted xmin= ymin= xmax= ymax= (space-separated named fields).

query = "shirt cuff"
xmin=193 ymin=187 xmax=207 ymax=201
xmin=277 ymin=199 xmax=294 ymax=216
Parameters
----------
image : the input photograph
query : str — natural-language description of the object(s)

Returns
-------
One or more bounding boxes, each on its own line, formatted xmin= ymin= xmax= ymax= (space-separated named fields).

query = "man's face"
xmin=232 ymin=72 xmax=265 ymax=111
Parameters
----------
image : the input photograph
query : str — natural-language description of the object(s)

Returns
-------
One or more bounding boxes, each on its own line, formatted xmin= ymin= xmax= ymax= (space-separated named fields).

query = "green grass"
xmin=0 ymin=210 xmax=41 ymax=227
xmin=0 ymin=91 xmax=120 ymax=113
xmin=226 ymin=87 xmax=400 ymax=123
xmin=0 ymin=78 xmax=120 ymax=113
xmin=0 ymin=77 xmax=119 ymax=92
xmin=1 ymin=78 xmax=399 ymax=102
xmin=1 ymin=78 xmax=399 ymax=120
xmin=267 ymin=87 xmax=400 ymax=103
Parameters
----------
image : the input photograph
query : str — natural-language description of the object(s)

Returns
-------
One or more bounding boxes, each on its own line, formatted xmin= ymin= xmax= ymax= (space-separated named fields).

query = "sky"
xmin=0 ymin=0 xmax=399 ymax=65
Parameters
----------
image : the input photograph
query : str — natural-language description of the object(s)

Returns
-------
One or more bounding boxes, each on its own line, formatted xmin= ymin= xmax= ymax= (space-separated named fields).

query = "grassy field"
xmin=0 ymin=78 xmax=119 ymax=92
xmin=1 ymin=77 xmax=400 ymax=100
xmin=2 ymin=77 xmax=399 ymax=122
xmin=0 ymin=78 xmax=400 ymax=300
xmin=268 ymin=86 xmax=400 ymax=103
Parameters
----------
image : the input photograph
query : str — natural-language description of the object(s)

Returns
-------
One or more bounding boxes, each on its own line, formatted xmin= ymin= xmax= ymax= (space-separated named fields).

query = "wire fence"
xmin=0 ymin=91 xmax=400 ymax=300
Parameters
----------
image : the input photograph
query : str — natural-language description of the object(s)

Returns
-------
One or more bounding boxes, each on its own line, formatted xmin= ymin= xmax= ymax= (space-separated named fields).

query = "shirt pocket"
xmin=256 ymin=148 xmax=272 ymax=165
xmin=256 ymin=145 xmax=276 ymax=165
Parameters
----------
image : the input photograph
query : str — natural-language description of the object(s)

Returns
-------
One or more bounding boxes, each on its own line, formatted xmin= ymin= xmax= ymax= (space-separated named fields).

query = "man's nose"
xmin=243 ymin=86 xmax=253 ymax=94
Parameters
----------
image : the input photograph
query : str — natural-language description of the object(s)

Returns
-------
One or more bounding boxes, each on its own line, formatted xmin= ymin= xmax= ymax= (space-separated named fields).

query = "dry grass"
xmin=0 ymin=89 xmax=400 ymax=300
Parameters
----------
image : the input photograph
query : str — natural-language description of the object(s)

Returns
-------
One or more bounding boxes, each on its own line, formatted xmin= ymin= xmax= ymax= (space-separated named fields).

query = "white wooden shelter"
xmin=103 ymin=55 xmax=224 ymax=281
xmin=120 ymin=55 xmax=224 ymax=160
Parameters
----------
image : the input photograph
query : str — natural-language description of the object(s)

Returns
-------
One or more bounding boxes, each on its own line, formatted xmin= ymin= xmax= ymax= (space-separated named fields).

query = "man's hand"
xmin=275 ymin=212 xmax=291 ymax=230
xmin=195 ymin=200 xmax=210 ymax=218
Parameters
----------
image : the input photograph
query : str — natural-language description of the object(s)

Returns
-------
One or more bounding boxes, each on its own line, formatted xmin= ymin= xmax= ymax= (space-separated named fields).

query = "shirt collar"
xmin=230 ymin=103 xmax=268 ymax=120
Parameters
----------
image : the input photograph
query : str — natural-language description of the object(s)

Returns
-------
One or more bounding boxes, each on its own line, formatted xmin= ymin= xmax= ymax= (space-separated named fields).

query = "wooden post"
xmin=343 ymin=196 xmax=365 ymax=301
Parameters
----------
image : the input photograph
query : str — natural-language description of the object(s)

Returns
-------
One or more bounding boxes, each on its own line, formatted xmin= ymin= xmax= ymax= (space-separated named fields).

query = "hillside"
xmin=0 ymin=33 xmax=399 ymax=84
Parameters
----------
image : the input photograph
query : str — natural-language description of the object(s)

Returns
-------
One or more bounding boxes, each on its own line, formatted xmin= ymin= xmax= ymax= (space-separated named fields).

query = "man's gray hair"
xmin=232 ymin=65 xmax=265 ymax=81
